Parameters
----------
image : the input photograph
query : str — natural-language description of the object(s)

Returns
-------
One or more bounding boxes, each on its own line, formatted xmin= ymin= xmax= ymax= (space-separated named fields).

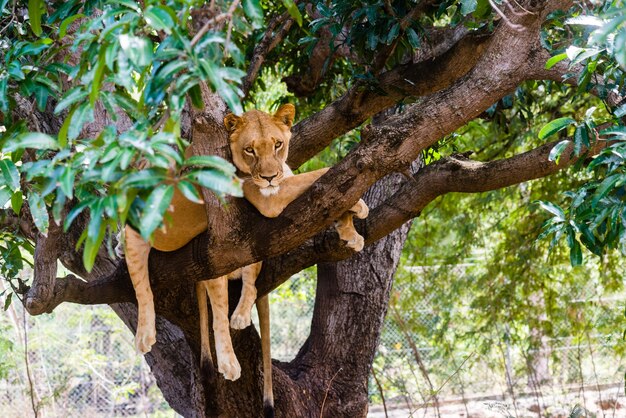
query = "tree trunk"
xmin=98 ymin=170 xmax=413 ymax=417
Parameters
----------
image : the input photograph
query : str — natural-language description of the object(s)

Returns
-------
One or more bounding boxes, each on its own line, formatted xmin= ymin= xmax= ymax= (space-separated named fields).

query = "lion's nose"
xmin=260 ymin=174 xmax=277 ymax=183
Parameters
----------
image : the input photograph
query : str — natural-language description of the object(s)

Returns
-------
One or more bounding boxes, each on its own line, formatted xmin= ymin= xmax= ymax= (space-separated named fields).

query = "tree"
xmin=1 ymin=0 xmax=623 ymax=416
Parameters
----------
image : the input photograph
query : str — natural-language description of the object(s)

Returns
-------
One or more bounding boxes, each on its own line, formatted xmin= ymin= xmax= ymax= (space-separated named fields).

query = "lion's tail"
xmin=196 ymin=281 xmax=215 ymax=379
xmin=257 ymin=295 xmax=274 ymax=418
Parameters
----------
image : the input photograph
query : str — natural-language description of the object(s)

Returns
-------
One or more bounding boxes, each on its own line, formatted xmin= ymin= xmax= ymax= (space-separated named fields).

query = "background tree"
xmin=1 ymin=0 xmax=624 ymax=416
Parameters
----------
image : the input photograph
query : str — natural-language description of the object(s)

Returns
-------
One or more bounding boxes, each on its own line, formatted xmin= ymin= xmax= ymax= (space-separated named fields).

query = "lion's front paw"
xmin=135 ymin=325 xmax=156 ymax=354
xmin=351 ymin=199 xmax=369 ymax=219
xmin=347 ymin=234 xmax=365 ymax=252
xmin=230 ymin=310 xmax=252 ymax=330
xmin=217 ymin=350 xmax=241 ymax=381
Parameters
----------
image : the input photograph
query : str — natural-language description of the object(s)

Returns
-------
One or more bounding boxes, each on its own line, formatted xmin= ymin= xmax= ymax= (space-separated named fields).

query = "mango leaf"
xmin=28 ymin=0 xmax=42 ymax=36
xmin=282 ymin=0 xmax=302 ymax=27
xmin=183 ymin=155 xmax=236 ymax=174
xmin=4 ymin=132 xmax=59 ymax=152
xmin=59 ymin=13 xmax=85 ymax=38
xmin=461 ymin=0 xmax=477 ymax=16
xmin=68 ymin=101 xmax=94 ymax=141
xmin=82 ymin=222 xmax=106 ymax=272
xmin=545 ymin=52 xmax=568 ymax=69
xmin=177 ymin=180 xmax=204 ymax=204
xmin=139 ymin=184 xmax=174 ymax=240
xmin=11 ymin=191 xmax=23 ymax=214
xmin=0 ymin=160 xmax=20 ymax=191
xmin=119 ymin=34 xmax=153 ymax=67
xmin=548 ymin=140 xmax=571 ymax=164
xmin=0 ymin=187 xmax=11 ymax=207
xmin=186 ymin=169 xmax=243 ymax=197
xmin=592 ymin=174 xmax=621 ymax=208
xmin=28 ymin=192 xmax=49 ymax=233
xmin=536 ymin=200 xmax=566 ymax=221
xmin=54 ymin=87 xmax=88 ymax=114
xmin=242 ymin=0 xmax=264 ymax=28
xmin=566 ymin=228 xmax=583 ymax=266
xmin=90 ymin=47 xmax=107 ymax=105
xmin=538 ymin=117 xmax=576 ymax=140
xmin=144 ymin=6 xmax=175 ymax=34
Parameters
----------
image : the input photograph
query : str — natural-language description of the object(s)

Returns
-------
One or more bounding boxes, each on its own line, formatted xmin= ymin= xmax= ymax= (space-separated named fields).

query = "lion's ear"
xmin=224 ymin=114 xmax=241 ymax=133
xmin=274 ymin=104 xmax=295 ymax=128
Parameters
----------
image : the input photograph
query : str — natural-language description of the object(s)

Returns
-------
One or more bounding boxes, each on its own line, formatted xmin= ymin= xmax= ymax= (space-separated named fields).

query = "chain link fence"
xmin=1 ymin=267 xmax=625 ymax=417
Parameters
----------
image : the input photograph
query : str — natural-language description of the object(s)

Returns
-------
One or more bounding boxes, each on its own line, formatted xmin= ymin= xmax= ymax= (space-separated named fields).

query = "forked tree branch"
xmin=41 ymin=135 xmax=605 ymax=317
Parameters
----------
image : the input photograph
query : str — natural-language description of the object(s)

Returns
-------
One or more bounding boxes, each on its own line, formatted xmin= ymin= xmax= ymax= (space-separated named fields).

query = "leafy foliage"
xmin=537 ymin=2 xmax=626 ymax=265
xmin=0 ymin=0 xmax=266 ymax=271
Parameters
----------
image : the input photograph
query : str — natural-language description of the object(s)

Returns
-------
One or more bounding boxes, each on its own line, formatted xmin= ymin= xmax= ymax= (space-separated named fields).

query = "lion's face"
xmin=224 ymin=104 xmax=295 ymax=196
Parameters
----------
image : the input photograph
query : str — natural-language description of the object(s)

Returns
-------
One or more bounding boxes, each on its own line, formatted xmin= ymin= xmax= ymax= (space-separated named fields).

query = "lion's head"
xmin=224 ymin=104 xmax=295 ymax=196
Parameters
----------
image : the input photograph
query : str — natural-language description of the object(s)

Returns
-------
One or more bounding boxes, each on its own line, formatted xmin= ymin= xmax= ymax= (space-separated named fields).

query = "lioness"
xmin=124 ymin=104 xmax=368 ymax=416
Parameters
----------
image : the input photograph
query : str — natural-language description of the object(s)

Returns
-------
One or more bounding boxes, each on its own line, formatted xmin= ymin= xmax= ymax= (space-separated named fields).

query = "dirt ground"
xmin=368 ymin=385 xmax=625 ymax=417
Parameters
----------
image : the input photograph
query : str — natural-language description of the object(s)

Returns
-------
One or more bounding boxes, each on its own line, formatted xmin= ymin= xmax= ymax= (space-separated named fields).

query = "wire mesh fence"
xmin=1 ymin=267 xmax=625 ymax=417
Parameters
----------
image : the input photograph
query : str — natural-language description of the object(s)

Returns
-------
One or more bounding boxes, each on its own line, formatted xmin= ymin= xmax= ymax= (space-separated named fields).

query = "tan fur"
xmin=124 ymin=104 xmax=368 ymax=412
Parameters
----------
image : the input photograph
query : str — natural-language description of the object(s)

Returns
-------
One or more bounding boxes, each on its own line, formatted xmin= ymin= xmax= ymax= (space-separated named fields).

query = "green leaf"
xmin=4 ymin=292 xmax=12 ymax=311
xmin=615 ymin=29 xmax=626 ymax=70
xmin=592 ymin=174 xmax=620 ymax=208
xmin=90 ymin=46 xmax=107 ymax=106
xmin=28 ymin=192 xmax=49 ymax=233
xmin=139 ymin=184 xmax=175 ymax=240
xmin=11 ymin=191 xmax=23 ymax=215
xmin=188 ymin=84 xmax=204 ymax=109
xmin=567 ymin=228 xmax=583 ymax=266
xmin=28 ymin=0 xmax=42 ymax=36
xmin=406 ymin=27 xmax=420 ymax=49
xmin=54 ymin=87 xmax=88 ymax=114
xmin=536 ymin=200 xmax=566 ymax=221
xmin=59 ymin=166 xmax=75 ymax=199
xmin=144 ymin=6 xmax=175 ymax=34
xmin=545 ymin=52 xmax=568 ymax=70
xmin=548 ymin=140 xmax=571 ymax=164
xmin=461 ymin=0 xmax=477 ymax=16
xmin=83 ymin=222 xmax=106 ymax=272
xmin=0 ymin=76 xmax=8 ymax=114
xmin=282 ymin=0 xmax=302 ymax=27
xmin=4 ymin=132 xmax=59 ymax=152
xmin=58 ymin=107 xmax=74 ymax=148
xmin=119 ymin=34 xmax=153 ymax=67
xmin=68 ymin=101 xmax=94 ymax=141
xmin=538 ymin=117 xmax=576 ymax=140
xmin=0 ymin=187 xmax=11 ymax=207
xmin=0 ymin=160 xmax=20 ymax=191
xmin=183 ymin=155 xmax=236 ymax=174
xmin=386 ymin=23 xmax=400 ymax=44
xmin=573 ymin=124 xmax=590 ymax=155
xmin=59 ymin=13 xmax=85 ymax=38
xmin=177 ymin=181 xmax=204 ymax=204
xmin=243 ymin=0 xmax=264 ymax=28
xmin=186 ymin=169 xmax=243 ymax=197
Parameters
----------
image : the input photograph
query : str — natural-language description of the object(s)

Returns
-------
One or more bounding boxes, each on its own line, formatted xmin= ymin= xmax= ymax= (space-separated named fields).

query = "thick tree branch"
xmin=287 ymin=0 xmax=574 ymax=169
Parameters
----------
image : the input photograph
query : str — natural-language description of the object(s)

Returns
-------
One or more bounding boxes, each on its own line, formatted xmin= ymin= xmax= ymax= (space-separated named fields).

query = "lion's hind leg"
xmin=124 ymin=226 xmax=157 ymax=353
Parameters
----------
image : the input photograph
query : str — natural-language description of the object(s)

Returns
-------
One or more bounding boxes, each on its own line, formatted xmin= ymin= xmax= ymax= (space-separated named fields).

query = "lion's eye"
xmin=275 ymin=141 xmax=283 ymax=149
xmin=244 ymin=147 xmax=255 ymax=155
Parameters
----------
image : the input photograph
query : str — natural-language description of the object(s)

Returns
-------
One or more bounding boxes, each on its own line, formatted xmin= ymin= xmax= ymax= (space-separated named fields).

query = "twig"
xmin=489 ymin=0 xmax=526 ymax=31
xmin=190 ymin=0 xmax=240 ymax=47
xmin=371 ymin=366 xmax=389 ymax=418
xmin=319 ymin=367 xmax=342 ymax=418
xmin=391 ymin=306 xmax=441 ymax=417
xmin=242 ymin=12 xmax=294 ymax=96
xmin=23 ymin=308 xmax=39 ymax=418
